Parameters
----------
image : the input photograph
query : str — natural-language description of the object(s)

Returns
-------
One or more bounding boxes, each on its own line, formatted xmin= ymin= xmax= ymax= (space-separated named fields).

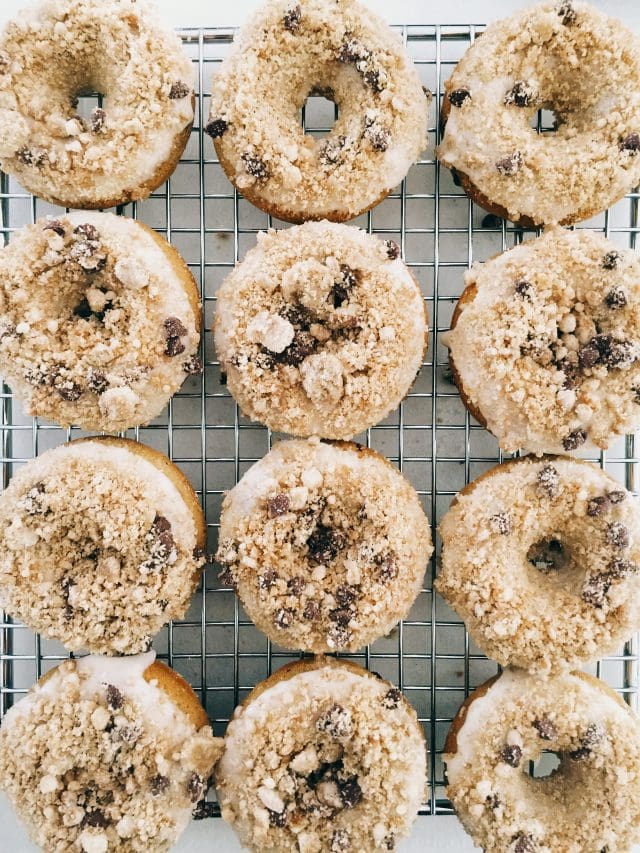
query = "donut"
xmin=444 ymin=668 xmax=640 ymax=853
xmin=214 ymin=222 xmax=427 ymax=438
xmin=0 ymin=212 xmax=202 ymax=432
xmin=0 ymin=651 xmax=224 ymax=852
xmin=0 ymin=0 xmax=194 ymax=209
xmin=436 ymin=1 xmax=640 ymax=227
xmin=207 ymin=0 xmax=428 ymax=223
xmin=444 ymin=227 xmax=640 ymax=454
xmin=215 ymin=657 xmax=427 ymax=852
xmin=0 ymin=437 xmax=206 ymax=654
xmin=436 ymin=456 xmax=640 ymax=673
xmin=216 ymin=438 xmax=432 ymax=653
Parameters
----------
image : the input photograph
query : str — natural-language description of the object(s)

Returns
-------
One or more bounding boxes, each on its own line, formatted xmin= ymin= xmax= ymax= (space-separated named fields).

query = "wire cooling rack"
xmin=1 ymin=23 xmax=639 ymax=822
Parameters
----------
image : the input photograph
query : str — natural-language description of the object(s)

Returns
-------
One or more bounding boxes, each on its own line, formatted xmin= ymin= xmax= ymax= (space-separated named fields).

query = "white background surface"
xmin=0 ymin=0 xmax=639 ymax=850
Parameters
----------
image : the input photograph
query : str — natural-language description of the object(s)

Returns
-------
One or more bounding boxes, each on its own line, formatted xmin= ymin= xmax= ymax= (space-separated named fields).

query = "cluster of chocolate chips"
xmin=15 ymin=145 xmax=46 ymax=167
xmin=337 ymin=34 xmax=387 ymax=93
xmin=140 ymin=514 xmax=177 ymax=573
xmin=582 ymin=558 xmax=638 ymax=608
xmin=283 ymin=4 xmax=302 ymax=33
xmin=504 ymin=81 xmax=536 ymax=108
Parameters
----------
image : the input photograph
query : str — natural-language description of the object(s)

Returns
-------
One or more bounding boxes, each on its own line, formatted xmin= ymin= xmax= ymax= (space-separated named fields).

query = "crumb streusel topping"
xmin=437 ymin=456 xmax=640 ymax=673
xmin=0 ymin=652 xmax=223 ymax=853
xmin=216 ymin=438 xmax=432 ymax=652
xmin=445 ymin=669 xmax=640 ymax=853
xmin=208 ymin=0 xmax=429 ymax=221
xmin=216 ymin=662 xmax=427 ymax=852
xmin=444 ymin=227 xmax=640 ymax=454
xmin=437 ymin=1 xmax=640 ymax=226
xmin=0 ymin=212 xmax=200 ymax=431
xmin=214 ymin=221 xmax=427 ymax=438
xmin=0 ymin=440 xmax=205 ymax=654
xmin=0 ymin=0 xmax=194 ymax=207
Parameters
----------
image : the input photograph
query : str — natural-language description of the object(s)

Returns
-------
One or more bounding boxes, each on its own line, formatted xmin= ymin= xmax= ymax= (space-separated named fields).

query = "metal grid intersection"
xmin=0 ymin=24 xmax=639 ymax=820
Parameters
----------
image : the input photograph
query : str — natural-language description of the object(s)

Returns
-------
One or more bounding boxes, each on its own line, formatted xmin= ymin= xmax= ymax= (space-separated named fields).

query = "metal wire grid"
xmin=0 ymin=23 xmax=639 ymax=822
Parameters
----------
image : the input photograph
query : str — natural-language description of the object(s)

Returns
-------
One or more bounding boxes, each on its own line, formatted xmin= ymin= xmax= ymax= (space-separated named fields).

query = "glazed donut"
xmin=0 ymin=0 xmax=194 ymax=209
xmin=0 ymin=651 xmax=224 ymax=853
xmin=0 ymin=212 xmax=201 ymax=432
xmin=207 ymin=0 xmax=428 ymax=223
xmin=437 ymin=1 xmax=640 ymax=227
xmin=0 ymin=437 xmax=206 ymax=655
xmin=215 ymin=657 xmax=427 ymax=852
xmin=436 ymin=456 xmax=640 ymax=673
xmin=444 ymin=669 xmax=640 ymax=853
xmin=444 ymin=227 xmax=640 ymax=454
xmin=214 ymin=221 xmax=427 ymax=438
xmin=216 ymin=438 xmax=432 ymax=653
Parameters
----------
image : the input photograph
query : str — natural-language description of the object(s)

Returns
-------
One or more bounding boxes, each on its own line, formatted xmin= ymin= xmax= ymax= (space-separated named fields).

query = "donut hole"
xmin=531 ymin=108 xmax=561 ymax=135
xmin=529 ymin=751 xmax=562 ymax=779
xmin=527 ymin=538 xmax=569 ymax=573
xmin=301 ymin=87 xmax=340 ymax=139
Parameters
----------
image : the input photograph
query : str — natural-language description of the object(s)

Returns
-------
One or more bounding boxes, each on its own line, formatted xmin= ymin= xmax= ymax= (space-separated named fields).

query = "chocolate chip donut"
xmin=0 ymin=437 xmax=206 ymax=654
xmin=214 ymin=222 xmax=427 ymax=438
xmin=0 ymin=0 xmax=194 ymax=209
xmin=0 ymin=212 xmax=201 ymax=431
xmin=444 ymin=227 xmax=640 ymax=454
xmin=215 ymin=657 xmax=427 ymax=852
xmin=0 ymin=651 xmax=224 ymax=853
xmin=444 ymin=669 xmax=640 ymax=853
xmin=437 ymin=1 xmax=640 ymax=226
xmin=436 ymin=456 xmax=640 ymax=673
xmin=207 ymin=0 xmax=428 ymax=223
xmin=216 ymin=438 xmax=432 ymax=653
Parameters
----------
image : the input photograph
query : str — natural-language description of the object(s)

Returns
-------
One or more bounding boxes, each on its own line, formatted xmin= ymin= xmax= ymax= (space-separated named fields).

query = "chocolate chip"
xmin=582 ymin=571 xmax=615 ymax=607
xmin=164 ymin=316 xmax=188 ymax=357
xmin=268 ymin=808 xmax=287 ymax=827
xmin=193 ymin=800 xmax=216 ymax=820
xmin=620 ymin=133 xmax=640 ymax=153
xmin=513 ymin=834 xmax=537 ymax=853
xmin=15 ymin=146 xmax=46 ymax=166
xmin=335 ymin=585 xmax=357 ymax=608
xmin=287 ymin=576 xmax=305 ymax=595
xmin=331 ymin=829 xmax=351 ymax=852
xmin=500 ymin=744 xmax=522 ymax=767
xmin=187 ymin=773 xmax=206 ymax=803
xmin=364 ymin=119 xmax=391 ymax=151
xmin=283 ymin=4 xmax=302 ymax=32
xmin=150 ymin=774 xmax=170 ymax=795
xmin=496 ymin=151 xmax=523 ymax=176
xmin=330 ymin=608 xmax=352 ymax=628
xmin=385 ymin=240 xmax=400 ymax=260
xmin=578 ymin=341 xmax=600 ymax=369
xmin=268 ymin=493 xmax=290 ymax=517
xmin=504 ymin=81 xmax=534 ymax=107
xmin=152 ymin=514 xmax=174 ymax=550
xmin=587 ymin=494 xmax=611 ymax=517
xmin=603 ymin=251 xmax=622 ymax=270
xmin=339 ymin=778 xmax=362 ymax=809
xmin=242 ymin=153 xmax=269 ymax=181
xmin=74 ymin=223 xmax=100 ymax=241
xmin=81 ymin=809 xmax=111 ymax=828
xmin=533 ymin=716 xmax=557 ymax=741
xmin=515 ymin=280 xmax=533 ymax=299
xmin=317 ymin=703 xmax=353 ymax=738
xmin=489 ymin=512 xmax=512 ymax=535
xmin=87 ymin=369 xmax=108 ymax=394
xmin=183 ymin=354 xmax=204 ymax=375
xmin=259 ymin=569 xmax=278 ymax=590
xmin=382 ymin=688 xmax=402 ymax=709
xmin=448 ymin=89 xmax=471 ymax=107
xmin=303 ymin=600 xmax=320 ymax=621
xmin=105 ymin=684 xmax=123 ymax=710
xmin=169 ymin=81 xmax=190 ymax=99
xmin=562 ymin=428 xmax=587 ymax=451
xmin=56 ymin=379 xmax=83 ymax=402
xmin=332 ymin=264 xmax=359 ymax=307
xmin=280 ymin=302 xmax=315 ymax=330
xmin=90 ymin=107 xmax=106 ymax=132
xmin=205 ymin=118 xmax=228 ymax=138
xmin=481 ymin=213 xmax=502 ymax=228
xmin=337 ymin=36 xmax=371 ymax=65
xmin=606 ymin=522 xmax=630 ymax=549
xmin=383 ymin=835 xmax=396 ymax=851
xmin=605 ymin=286 xmax=627 ymax=309
xmin=363 ymin=69 xmax=385 ymax=93
xmin=307 ymin=524 xmax=345 ymax=563
xmin=608 ymin=490 xmax=626 ymax=504
xmin=570 ymin=723 xmax=605 ymax=759
xmin=537 ymin=464 xmax=559 ymax=497
xmin=274 ymin=608 xmax=294 ymax=628
xmin=487 ymin=793 xmax=501 ymax=810
xmin=276 ymin=330 xmax=317 ymax=367
xmin=43 ymin=219 xmax=65 ymax=237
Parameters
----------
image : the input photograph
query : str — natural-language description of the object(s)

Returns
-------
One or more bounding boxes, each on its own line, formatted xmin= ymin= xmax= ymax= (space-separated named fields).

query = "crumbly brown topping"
xmin=0 ymin=0 xmax=194 ymax=206
xmin=216 ymin=665 xmax=427 ymax=852
xmin=0 ymin=442 xmax=204 ymax=654
xmin=208 ymin=0 xmax=428 ymax=219
xmin=217 ymin=439 xmax=432 ymax=653
xmin=214 ymin=222 xmax=427 ymax=438
xmin=445 ymin=670 xmax=640 ymax=853
xmin=437 ymin=1 xmax=640 ymax=225
xmin=446 ymin=227 xmax=640 ymax=453
xmin=0 ymin=213 xmax=199 ymax=431
xmin=436 ymin=457 xmax=640 ymax=673
xmin=0 ymin=661 xmax=223 ymax=852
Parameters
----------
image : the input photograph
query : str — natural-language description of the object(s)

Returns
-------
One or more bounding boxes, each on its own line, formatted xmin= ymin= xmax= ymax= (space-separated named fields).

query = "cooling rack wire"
xmin=1 ymin=23 xmax=639 ymax=817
